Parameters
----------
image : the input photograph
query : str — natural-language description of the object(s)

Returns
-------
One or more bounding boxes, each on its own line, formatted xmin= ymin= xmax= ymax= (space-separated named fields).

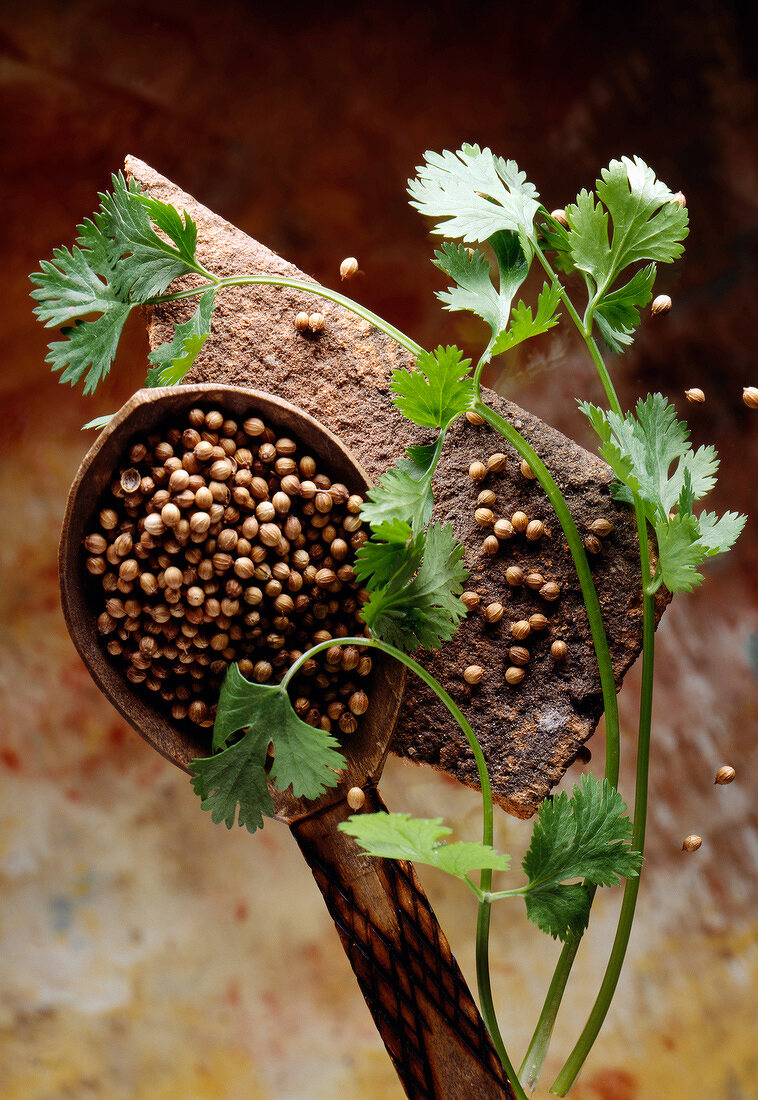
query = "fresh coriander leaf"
xmin=354 ymin=519 xmax=418 ymax=590
xmin=408 ymin=144 xmax=541 ymax=255
xmin=433 ymin=232 xmax=531 ymax=363
xmin=593 ymin=264 xmax=656 ymax=353
xmin=653 ymin=513 xmax=710 ymax=593
xmin=30 ymin=173 xmax=208 ymax=395
xmin=696 ymin=510 xmax=746 ymax=557
xmin=360 ymin=523 xmax=467 ymax=651
xmin=522 ymin=775 xmax=642 ymax=941
xmin=82 ymin=413 xmax=115 ymax=430
xmin=360 ymin=444 xmax=437 ymax=532
xmin=339 ymin=812 xmax=511 ymax=879
xmin=491 ymin=280 xmax=562 ymax=356
xmin=98 ymin=173 xmax=204 ymax=300
xmin=390 ymin=345 xmax=473 ymax=430
xmin=524 ymin=883 xmax=591 ymax=942
xmin=146 ymin=288 xmax=217 ymax=386
xmin=565 ymin=158 xmax=688 ymax=295
xmin=190 ymin=663 xmax=346 ymax=834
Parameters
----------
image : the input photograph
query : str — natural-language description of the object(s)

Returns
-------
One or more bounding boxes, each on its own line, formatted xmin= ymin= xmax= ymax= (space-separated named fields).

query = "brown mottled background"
xmin=2 ymin=2 xmax=757 ymax=1098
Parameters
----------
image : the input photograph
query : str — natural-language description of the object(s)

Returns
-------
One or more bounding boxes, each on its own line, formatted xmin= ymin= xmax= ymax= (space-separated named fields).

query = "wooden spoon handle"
xmin=290 ymin=784 xmax=514 ymax=1100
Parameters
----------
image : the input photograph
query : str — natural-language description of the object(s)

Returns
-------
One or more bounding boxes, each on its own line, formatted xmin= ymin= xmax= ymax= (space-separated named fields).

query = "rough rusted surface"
xmin=126 ymin=155 xmax=663 ymax=818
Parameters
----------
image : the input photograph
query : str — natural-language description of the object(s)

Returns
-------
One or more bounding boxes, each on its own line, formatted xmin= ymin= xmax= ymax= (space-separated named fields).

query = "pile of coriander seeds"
xmin=83 ymin=404 xmax=374 ymax=736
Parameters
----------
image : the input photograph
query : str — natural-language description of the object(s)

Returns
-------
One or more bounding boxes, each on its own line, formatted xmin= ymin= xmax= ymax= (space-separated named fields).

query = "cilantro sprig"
xmin=190 ymin=663 xmax=347 ymax=833
xmin=30 ymin=174 xmax=215 ymax=395
xmin=580 ymin=394 xmax=746 ymax=592
xmin=341 ymin=775 xmax=642 ymax=944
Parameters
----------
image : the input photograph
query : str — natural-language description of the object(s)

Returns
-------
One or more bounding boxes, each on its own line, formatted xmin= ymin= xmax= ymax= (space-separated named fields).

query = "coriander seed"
xmin=493 ymin=518 xmax=514 ymax=540
xmin=464 ymin=665 xmax=484 ymax=685
xmin=469 ymin=460 xmax=487 ymax=483
xmin=509 ymin=646 xmax=530 ymax=667
xmin=540 ymin=581 xmax=560 ymax=601
xmin=550 ymin=208 xmax=569 ymax=228
xmin=685 ymin=388 xmax=706 ymax=404
xmin=714 ymin=765 xmax=736 ymax=785
xmin=465 ymin=410 xmax=485 ymax=425
xmin=483 ymin=535 xmax=499 ymax=556
xmin=340 ymin=257 xmax=359 ymax=280
xmin=309 ymin=312 xmax=325 ymax=332
xmin=461 ymin=591 xmax=481 ymax=610
xmin=478 ymin=489 xmax=496 ymax=507
xmin=505 ymin=666 xmax=525 ymax=685
xmin=519 ymin=460 xmax=535 ymax=480
xmin=682 ymin=834 xmax=702 ymax=852
xmin=551 ymin=640 xmax=568 ymax=662
xmin=529 ymin=613 xmax=549 ymax=631
xmin=526 ymin=519 xmax=545 ymax=541
xmin=743 ymin=386 xmax=758 ymax=409
xmin=525 ymin=572 xmax=544 ymax=590
xmin=511 ymin=620 xmax=531 ymax=640
xmin=484 ymin=602 xmax=504 ymax=623
xmin=584 ymin=534 xmax=602 ymax=555
xmin=505 ymin=565 xmax=524 ymax=587
xmin=651 ymin=294 xmax=672 ymax=315
xmin=511 ymin=510 xmax=528 ymax=533
xmin=487 ymin=453 xmax=507 ymax=472
xmin=346 ymin=786 xmax=365 ymax=810
xmin=475 ymin=507 xmax=495 ymax=527
xmin=589 ymin=518 xmax=614 ymax=538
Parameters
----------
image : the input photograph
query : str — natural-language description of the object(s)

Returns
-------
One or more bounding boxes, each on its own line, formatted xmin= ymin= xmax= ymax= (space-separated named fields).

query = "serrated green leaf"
xmin=434 ymin=243 xmax=513 ymax=336
xmin=360 ymin=444 xmax=437 ymax=533
xmin=30 ymin=173 xmax=208 ymax=396
xmin=146 ymin=288 xmax=216 ymax=386
xmin=593 ymin=264 xmax=656 ymax=353
xmin=189 ymin=663 xmax=346 ymax=834
xmin=521 ymin=775 xmax=641 ymax=941
xmin=696 ymin=510 xmax=746 ymax=557
xmin=390 ymin=345 xmax=473 ymax=431
xmin=524 ymin=883 xmax=592 ymax=942
xmin=354 ymin=519 xmax=417 ymax=590
xmin=653 ymin=513 xmax=710 ymax=593
xmin=597 ymin=157 xmax=689 ymax=277
xmin=339 ymin=812 xmax=511 ymax=880
xmin=564 ymin=189 xmax=610 ymax=283
xmin=361 ymin=523 xmax=468 ymax=652
xmin=491 ymin=280 xmax=562 ymax=356
xmin=408 ymin=144 xmax=541 ymax=255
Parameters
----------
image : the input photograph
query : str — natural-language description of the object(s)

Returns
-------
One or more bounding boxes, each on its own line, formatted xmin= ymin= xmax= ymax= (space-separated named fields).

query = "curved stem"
xmin=281 ymin=633 xmax=528 ymax=1100
xmin=471 ymin=398 xmax=620 ymax=786
xmin=551 ymin=496 xmax=655 ymax=1095
xmin=149 ymin=273 xmax=425 ymax=359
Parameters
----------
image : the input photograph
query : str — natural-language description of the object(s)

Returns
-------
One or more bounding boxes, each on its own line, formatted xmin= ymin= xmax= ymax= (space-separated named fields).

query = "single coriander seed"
xmin=508 ymin=646 xmax=530 ymax=667
xmin=463 ymin=665 xmax=484 ymax=685
xmin=511 ymin=620 xmax=531 ymax=640
xmin=525 ymin=572 xmax=544 ymax=590
xmin=493 ymin=518 xmax=514 ymax=541
xmin=743 ymin=386 xmax=758 ymax=410
xmin=529 ymin=613 xmax=549 ymax=631
xmin=511 ymin=510 xmax=528 ymax=533
xmin=714 ymin=765 xmax=736 ymax=785
xmin=483 ymin=535 xmax=500 ymax=556
xmin=540 ymin=581 xmax=561 ymax=601
xmin=682 ymin=834 xmax=702 ymax=852
xmin=685 ymin=388 xmax=706 ymax=404
xmin=340 ymin=257 xmax=359 ymax=280
xmin=478 ymin=489 xmax=496 ymax=507
xmin=475 ymin=507 xmax=495 ymax=527
xmin=584 ymin=534 xmax=603 ymax=555
xmin=519 ymin=459 xmax=536 ymax=480
xmin=484 ymin=602 xmax=504 ymax=623
xmin=550 ymin=208 xmax=569 ymax=228
xmin=487 ymin=453 xmax=507 ymax=472
xmin=525 ymin=519 xmax=545 ymax=541
xmin=505 ymin=565 xmax=524 ymax=587
xmin=294 ymin=311 xmax=310 ymax=332
xmin=551 ymin=639 xmax=568 ymax=662
xmin=309 ymin=312 xmax=325 ymax=332
xmin=469 ymin=460 xmax=487 ymax=483
xmin=461 ymin=591 xmax=481 ymax=610
xmin=651 ymin=294 xmax=672 ymax=315
xmin=347 ymin=786 xmax=365 ymax=810
xmin=505 ymin=666 xmax=525 ymax=685
xmin=465 ymin=410 xmax=484 ymax=426
xmin=589 ymin=518 xmax=614 ymax=538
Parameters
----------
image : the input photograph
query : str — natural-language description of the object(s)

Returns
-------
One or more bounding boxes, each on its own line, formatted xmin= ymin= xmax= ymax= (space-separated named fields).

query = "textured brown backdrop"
xmin=2 ymin=3 xmax=757 ymax=1098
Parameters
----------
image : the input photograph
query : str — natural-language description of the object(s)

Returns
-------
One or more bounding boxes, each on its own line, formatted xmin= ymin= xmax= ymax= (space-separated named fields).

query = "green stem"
xmin=551 ymin=498 xmax=655 ymax=1095
xmin=148 ymin=274 xmax=425 ymax=359
xmin=281 ymin=634 xmax=528 ymax=1100
xmin=471 ymin=398 xmax=620 ymax=786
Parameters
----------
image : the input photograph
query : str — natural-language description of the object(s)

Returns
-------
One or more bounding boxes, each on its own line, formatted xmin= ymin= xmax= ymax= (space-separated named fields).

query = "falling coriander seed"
xmin=651 ymin=294 xmax=672 ymax=315
xmin=743 ymin=386 xmax=758 ymax=409
xmin=347 ymin=786 xmax=365 ymax=810
xmin=685 ymin=388 xmax=706 ymax=404
xmin=682 ymin=834 xmax=702 ymax=852
xmin=340 ymin=257 xmax=359 ymax=280
xmin=714 ymin=765 xmax=736 ymax=785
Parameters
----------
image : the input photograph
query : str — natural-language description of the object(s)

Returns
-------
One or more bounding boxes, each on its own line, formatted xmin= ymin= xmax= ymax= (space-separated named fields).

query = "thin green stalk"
xmin=282 ymin=634 xmax=528 ymax=1100
xmin=551 ymin=497 xmax=655 ymax=1095
xmin=149 ymin=274 xmax=425 ymax=359
xmin=471 ymin=398 xmax=620 ymax=786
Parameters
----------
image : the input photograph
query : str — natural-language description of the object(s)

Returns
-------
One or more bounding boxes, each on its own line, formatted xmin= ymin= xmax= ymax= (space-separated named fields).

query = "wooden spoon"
xmin=59 ymin=383 xmax=514 ymax=1100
